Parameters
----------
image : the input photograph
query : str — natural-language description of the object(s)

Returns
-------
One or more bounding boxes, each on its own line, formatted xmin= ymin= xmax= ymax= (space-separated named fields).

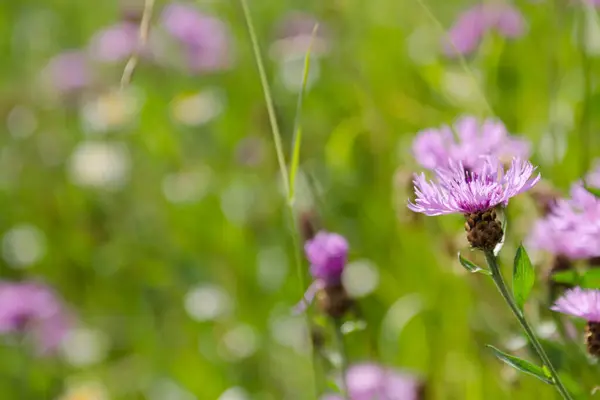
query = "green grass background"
xmin=0 ymin=0 xmax=599 ymax=399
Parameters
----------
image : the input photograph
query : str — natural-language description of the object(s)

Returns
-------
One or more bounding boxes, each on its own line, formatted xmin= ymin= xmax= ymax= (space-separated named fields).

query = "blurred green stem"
xmin=483 ymin=252 xmax=573 ymax=400
xmin=333 ymin=319 xmax=350 ymax=400
xmin=578 ymin=8 xmax=592 ymax=176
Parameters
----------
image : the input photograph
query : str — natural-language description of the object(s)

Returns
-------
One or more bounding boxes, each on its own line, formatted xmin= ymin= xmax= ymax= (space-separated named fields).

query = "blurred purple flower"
xmin=305 ymin=231 xmax=349 ymax=285
xmin=552 ymin=287 xmax=600 ymax=322
xmin=408 ymin=158 xmax=540 ymax=216
xmin=271 ymin=11 xmax=329 ymax=59
xmin=0 ymin=281 xmax=71 ymax=354
xmin=89 ymin=22 xmax=139 ymax=63
xmin=444 ymin=4 xmax=526 ymax=57
xmin=161 ymin=3 xmax=231 ymax=73
xmin=42 ymin=51 xmax=91 ymax=94
xmin=295 ymin=231 xmax=349 ymax=313
xmin=412 ymin=116 xmax=530 ymax=172
xmin=321 ymin=363 xmax=423 ymax=400
xmin=528 ymin=183 xmax=600 ymax=259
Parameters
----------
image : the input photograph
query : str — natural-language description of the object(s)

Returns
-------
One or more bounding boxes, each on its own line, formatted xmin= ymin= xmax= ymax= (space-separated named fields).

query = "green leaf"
xmin=513 ymin=245 xmax=535 ymax=310
xmin=552 ymin=270 xmax=580 ymax=285
xmin=487 ymin=345 xmax=554 ymax=385
xmin=584 ymin=184 xmax=600 ymax=198
xmin=581 ymin=268 xmax=600 ymax=288
xmin=458 ymin=253 xmax=491 ymax=275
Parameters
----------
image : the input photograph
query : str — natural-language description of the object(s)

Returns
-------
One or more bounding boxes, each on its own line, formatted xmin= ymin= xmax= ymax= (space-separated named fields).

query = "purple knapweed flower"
xmin=0 ymin=281 xmax=71 ymax=355
xmin=444 ymin=3 xmax=526 ymax=57
xmin=295 ymin=231 xmax=349 ymax=314
xmin=161 ymin=3 xmax=232 ymax=73
xmin=552 ymin=287 xmax=600 ymax=321
xmin=321 ymin=363 xmax=423 ymax=400
xmin=42 ymin=51 xmax=91 ymax=95
xmin=305 ymin=231 xmax=349 ymax=285
xmin=89 ymin=22 xmax=140 ymax=63
xmin=412 ymin=116 xmax=530 ymax=172
xmin=528 ymin=183 xmax=600 ymax=259
xmin=408 ymin=157 xmax=540 ymax=216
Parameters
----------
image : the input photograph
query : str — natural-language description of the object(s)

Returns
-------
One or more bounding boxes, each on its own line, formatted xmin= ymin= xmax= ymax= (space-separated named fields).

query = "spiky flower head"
xmin=527 ymin=183 xmax=600 ymax=260
xmin=408 ymin=157 xmax=540 ymax=216
xmin=321 ymin=363 xmax=423 ymax=400
xmin=412 ymin=116 xmax=530 ymax=172
xmin=552 ymin=287 xmax=600 ymax=322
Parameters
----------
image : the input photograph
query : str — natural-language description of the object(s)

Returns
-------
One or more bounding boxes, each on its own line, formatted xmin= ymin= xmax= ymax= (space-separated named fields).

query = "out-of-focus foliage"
xmin=1 ymin=0 xmax=600 ymax=399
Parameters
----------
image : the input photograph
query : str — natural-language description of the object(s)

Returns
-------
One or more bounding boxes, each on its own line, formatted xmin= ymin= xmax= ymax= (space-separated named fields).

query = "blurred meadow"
xmin=1 ymin=0 xmax=600 ymax=399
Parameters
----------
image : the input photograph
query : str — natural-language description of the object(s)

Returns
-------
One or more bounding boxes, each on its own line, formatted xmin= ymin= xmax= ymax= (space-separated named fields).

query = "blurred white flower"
xmin=81 ymin=88 xmax=143 ymax=133
xmin=170 ymin=89 xmax=224 ymax=126
xmin=220 ymin=324 xmax=259 ymax=361
xmin=184 ymin=284 xmax=232 ymax=321
xmin=2 ymin=224 xmax=46 ymax=268
xmin=58 ymin=380 xmax=108 ymax=400
xmin=342 ymin=259 xmax=380 ymax=298
xmin=218 ymin=387 xmax=250 ymax=400
xmin=220 ymin=180 xmax=256 ymax=225
xmin=257 ymin=246 xmax=288 ymax=292
xmin=68 ymin=141 xmax=131 ymax=190
xmin=147 ymin=379 xmax=196 ymax=400
xmin=162 ymin=167 xmax=212 ymax=204
xmin=7 ymin=106 xmax=37 ymax=139
xmin=61 ymin=328 xmax=109 ymax=367
xmin=278 ymin=53 xmax=320 ymax=93
xmin=269 ymin=313 xmax=309 ymax=354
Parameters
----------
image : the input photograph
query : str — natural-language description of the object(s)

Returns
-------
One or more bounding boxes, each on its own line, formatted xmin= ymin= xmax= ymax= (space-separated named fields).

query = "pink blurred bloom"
xmin=43 ymin=51 xmax=91 ymax=94
xmin=0 ymin=281 xmax=71 ymax=355
xmin=528 ymin=183 xmax=600 ymax=259
xmin=444 ymin=4 xmax=526 ymax=56
xmin=412 ymin=116 xmax=530 ymax=172
xmin=321 ymin=363 xmax=423 ymax=400
xmin=552 ymin=287 xmax=600 ymax=322
xmin=161 ymin=3 xmax=232 ymax=73
xmin=408 ymin=158 xmax=540 ymax=216
xmin=89 ymin=22 xmax=139 ymax=63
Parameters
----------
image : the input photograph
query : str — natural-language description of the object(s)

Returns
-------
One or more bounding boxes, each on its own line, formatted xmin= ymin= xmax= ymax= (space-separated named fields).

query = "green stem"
xmin=578 ymin=8 xmax=592 ymax=176
xmin=483 ymin=252 xmax=573 ymax=400
xmin=333 ymin=318 xmax=350 ymax=400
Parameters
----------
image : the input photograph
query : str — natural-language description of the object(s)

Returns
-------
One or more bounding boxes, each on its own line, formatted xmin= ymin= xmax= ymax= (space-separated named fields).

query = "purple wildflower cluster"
xmin=43 ymin=2 xmax=232 ymax=96
xmin=444 ymin=3 xmax=525 ymax=57
xmin=0 ymin=281 xmax=71 ymax=355
xmin=321 ymin=363 xmax=422 ymax=400
xmin=528 ymin=182 xmax=600 ymax=259
xmin=412 ymin=116 xmax=530 ymax=172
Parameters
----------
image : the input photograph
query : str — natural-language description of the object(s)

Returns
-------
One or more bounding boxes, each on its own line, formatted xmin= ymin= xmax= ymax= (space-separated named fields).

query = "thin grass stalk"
xmin=237 ymin=0 xmax=319 ymax=396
